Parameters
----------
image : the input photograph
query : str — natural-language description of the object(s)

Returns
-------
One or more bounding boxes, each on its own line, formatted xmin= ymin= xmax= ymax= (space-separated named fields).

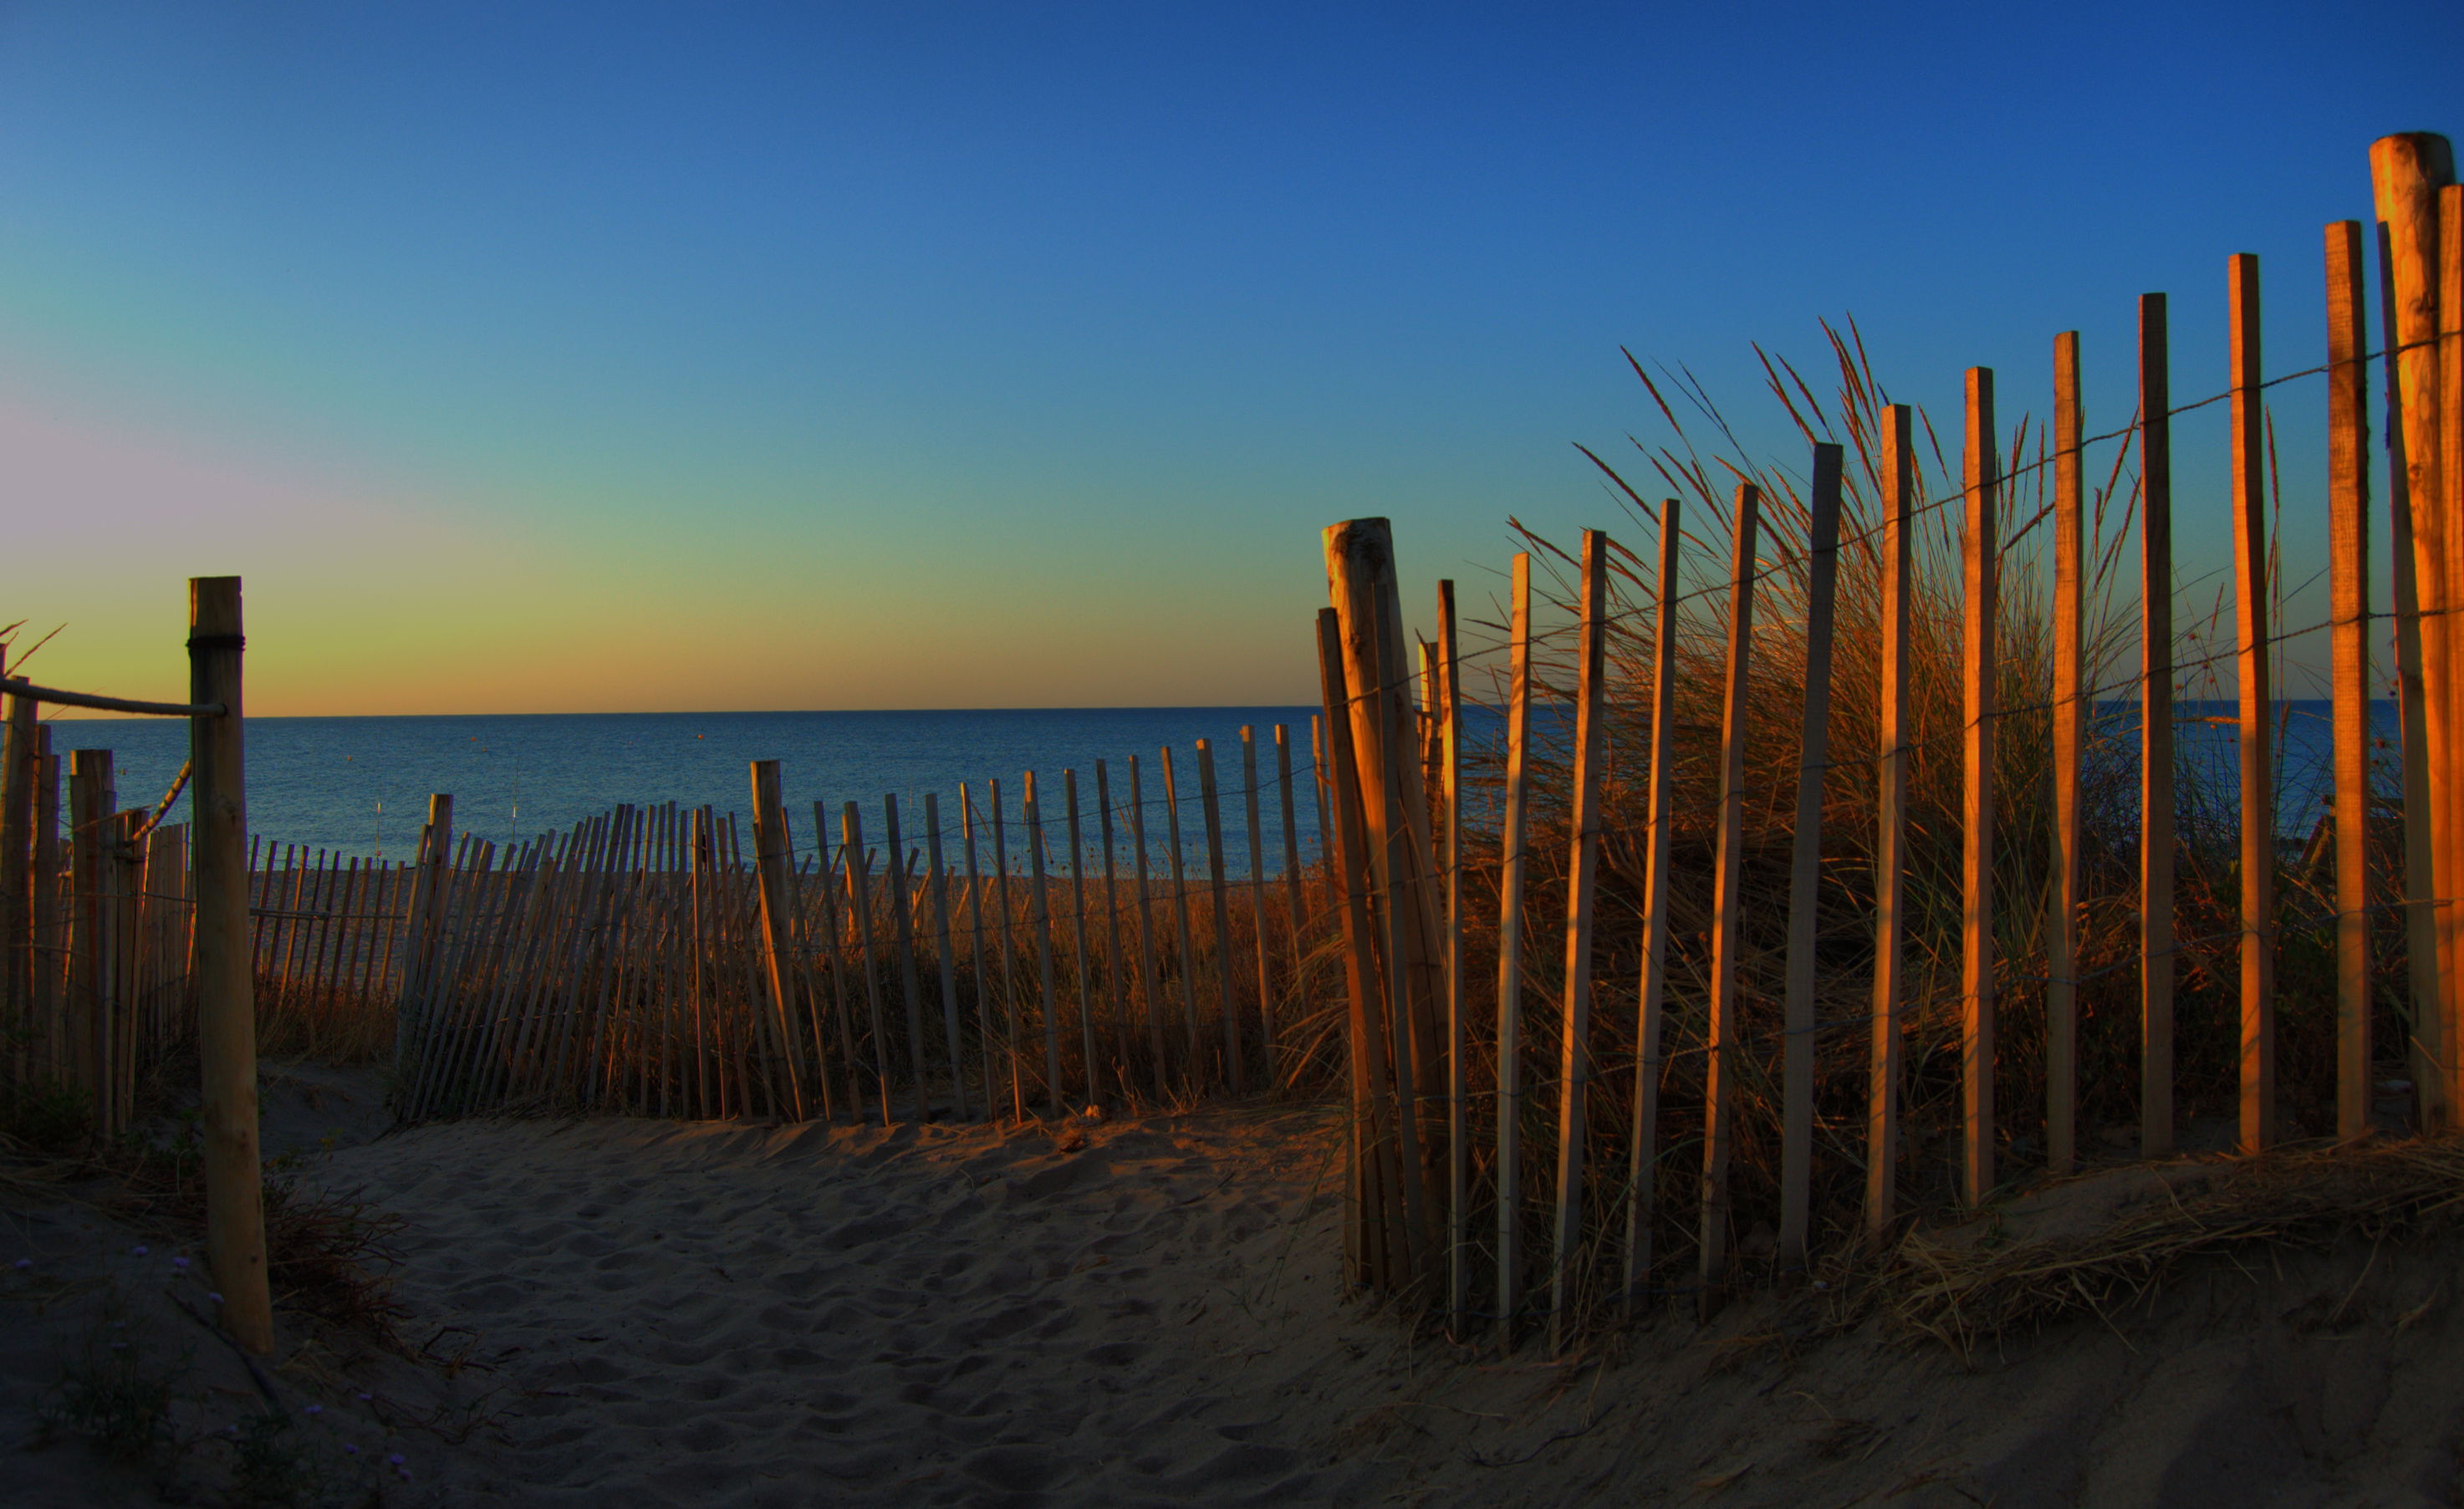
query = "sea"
xmin=41 ymin=698 xmax=2404 ymax=871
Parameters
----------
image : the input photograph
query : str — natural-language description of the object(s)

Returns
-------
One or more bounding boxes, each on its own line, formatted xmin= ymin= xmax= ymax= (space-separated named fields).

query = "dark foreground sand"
xmin=10 ymin=1069 xmax=2464 ymax=1506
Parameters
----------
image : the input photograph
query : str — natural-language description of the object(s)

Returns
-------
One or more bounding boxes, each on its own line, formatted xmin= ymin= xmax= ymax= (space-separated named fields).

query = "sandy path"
xmin=318 ymin=1106 xmax=1390 ymax=1507
xmin=18 ymin=1084 xmax=2464 ymax=1506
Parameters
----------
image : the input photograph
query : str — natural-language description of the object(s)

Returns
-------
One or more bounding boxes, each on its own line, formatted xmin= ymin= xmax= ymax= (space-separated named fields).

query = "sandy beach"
xmin=8 ymin=1068 xmax=2464 ymax=1506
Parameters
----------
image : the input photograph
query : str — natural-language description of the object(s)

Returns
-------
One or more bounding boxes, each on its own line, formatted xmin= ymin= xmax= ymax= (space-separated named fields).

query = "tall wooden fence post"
xmin=1435 ymin=584 xmax=1465 ymax=1333
xmin=1700 ymin=486 xmax=1762 ymax=1302
xmin=190 ymin=577 xmax=270 ymax=1355
xmin=1548 ymin=530 xmax=1609 ymax=1353
xmin=2229 ymin=252 xmax=2277 ymax=1152
xmin=2141 ymin=296 xmax=2178 ymax=1158
xmin=1961 ymin=368 xmax=1999 ymax=1206
xmin=2049 ymin=343 xmax=2084 ymax=1177
xmin=1493 ymin=553 xmax=1532 ymax=1348
xmin=2327 ymin=219 xmax=2375 ymax=1143
xmin=1625 ymin=504 xmax=1681 ymax=1305
xmin=1778 ymin=444 xmax=1845 ymax=1269
xmin=1869 ymin=407 xmax=1915 ymax=1233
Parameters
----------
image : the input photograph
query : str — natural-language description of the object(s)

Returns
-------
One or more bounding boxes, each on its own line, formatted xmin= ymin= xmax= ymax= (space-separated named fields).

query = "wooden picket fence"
xmin=1319 ymin=132 xmax=2464 ymax=1349
xmin=389 ymin=730 xmax=1331 ymax=1124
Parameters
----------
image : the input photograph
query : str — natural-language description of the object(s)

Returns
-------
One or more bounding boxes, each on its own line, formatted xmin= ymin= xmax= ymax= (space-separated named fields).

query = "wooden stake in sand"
xmin=1700 ymin=487 xmax=1761 ymax=1300
xmin=1023 ymin=772 xmax=1065 ymax=1114
xmin=2140 ymin=295 xmax=2178 ymax=1158
xmin=883 ymin=795 xmax=931 ymax=1119
xmin=188 ymin=577 xmax=270 ymax=1356
xmin=925 ymin=792 xmax=968 ymax=1119
xmin=1870 ymin=407 xmax=1916 ymax=1229
xmin=960 ymin=787 xmax=998 ymax=1119
xmin=1158 ymin=748 xmax=1206 ymax=1084
xmin=1125 ymin=757 xmax=1170 ymax=1101
xmin=748 ymin=762 xmax=810 ymax=1123
xmin=1625 ymin=505 xmax=1681 ymax=1307
xmin=988 ymin=779 xmax=1023 ymax=1119
xmin=1960 ymin=367 xmax=1999 ymax=1206
xmin=1064 ymin=770 xmax=1100 ymax=1103
xmin=1495 ymin=553 xmax=1533 ymax=1346
xmin=2327 ymin=219 xmax=2374 ymax=1144
xmin=1548 ymin=530 xmax=1610 ymax=1352
xmin=2228 ymin=252 xmax=2277 ymax=1154
xmin=1319 ymin=606 xmax=1403 ymax=1288
xmin=842 ymin=803 xmax=893 ymax=1124
xmin=2048 ymin=342 xmax=2084 ymax=1179
xmin=1240 ymin=728 xmax=1276 ymax=1079
xmin=1274 ymin=725 xmax=1305 ymax=998
xmin=1 ymin=685 xmax=33 ymax=1064
xmin=1778 ymin=444 xmax=1844 ymax=1272
xmin=1196 ymin=740 xmax=1245 ymax=1093
xmin=1095 ymin=760 xmax=1130 ymax=1094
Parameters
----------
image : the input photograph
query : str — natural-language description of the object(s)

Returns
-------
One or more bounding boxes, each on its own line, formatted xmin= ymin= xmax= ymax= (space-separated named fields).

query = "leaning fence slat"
xmin=1023 ymin=772 xmax=1065 ymax=1114
xmin=1625 ymin=507 xmax=1681 ymax=1306
xmin=1125 ymin=757 xmax=1170 ymax=1102
xmin=1064 ymin=770 xmax=1099 ymax=1104
xmin=2229 ymin=252 xmax=2277 ymax=1153
xmin=2327 ymin=218 xmax=2373 ymax=1143
xmin=1159 ymin=748 xmax=1205 ymax=1084
xmin=925 ymin=792 xmax=967 ymax=1119
xmin=1778 ymin=445 xmax=1844 ymax=1269
xmin=2442 ymin=180 xmax=2464 ymax=1119
xmin=1700 ymin=486 xmax=1762 ymax=1301
xmin=883 ymin=795 xmax=931 ymax=1119
xmin=1241 ymin=728 xmax=1276 ymax=1081
xmin=1548 ymin=530 xmax=1609 ymax=1352
xmin=750 ymin=762 xmax=811 ymax=1122
xmin=1095 ymin=760 xmax=1130 ymax=1096
xmin=1495 ymin=553 xmax=1533 ymax=1347
xmin=2140 ymin=294 xmax=2177 ymax=1157
xmin=1196 ymin=740 xmax=1244 ymax=1093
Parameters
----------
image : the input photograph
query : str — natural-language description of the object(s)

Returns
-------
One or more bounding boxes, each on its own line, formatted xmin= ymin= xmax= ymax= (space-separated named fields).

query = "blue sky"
xmin=0 ymin=1 xmax=2455 ymax=711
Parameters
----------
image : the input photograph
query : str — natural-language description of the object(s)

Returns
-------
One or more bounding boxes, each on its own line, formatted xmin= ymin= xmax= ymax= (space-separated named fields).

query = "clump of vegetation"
xmin=37 ymin=1292 xmax=193 ymax=1462
xmin=1 ymin=1076 xmax=94 ymax=1155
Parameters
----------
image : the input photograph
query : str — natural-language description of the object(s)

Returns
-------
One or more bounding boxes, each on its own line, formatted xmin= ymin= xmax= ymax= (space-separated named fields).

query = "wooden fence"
xmin=1319 ymin=132 xmax=2464 ymax=1349
xmin=388 ymin=732 xmax=1330 ymax=1124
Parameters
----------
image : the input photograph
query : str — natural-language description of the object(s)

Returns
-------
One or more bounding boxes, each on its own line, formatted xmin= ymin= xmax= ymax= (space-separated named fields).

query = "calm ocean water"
xmin=43 ymin=698 xmax=2402 ymax=870
xmin=46 ymin=708 xmax=1331 ymax=871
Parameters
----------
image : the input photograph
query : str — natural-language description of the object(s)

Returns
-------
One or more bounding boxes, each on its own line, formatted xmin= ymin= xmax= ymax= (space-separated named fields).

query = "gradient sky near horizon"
xmin=3 ymin=2 xmax=2458 ymax=716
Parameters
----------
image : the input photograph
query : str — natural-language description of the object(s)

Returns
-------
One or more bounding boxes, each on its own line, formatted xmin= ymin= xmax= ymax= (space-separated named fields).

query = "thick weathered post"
xmin=2141 ymin=295 xmax=2177 ymax=1158
xmin=2229 ymin=252 xmax=2276 ymax=1153
xmin=190 ymin=578 xmax=270 ymax=1355
xmin=2328 ymin=219 xmax=2374 ymax=1143
xmin=1778 ymin=444 xmax=1844 ymax=1268
xmin=2374 ymin=133 xmax=2454 ymax=1122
